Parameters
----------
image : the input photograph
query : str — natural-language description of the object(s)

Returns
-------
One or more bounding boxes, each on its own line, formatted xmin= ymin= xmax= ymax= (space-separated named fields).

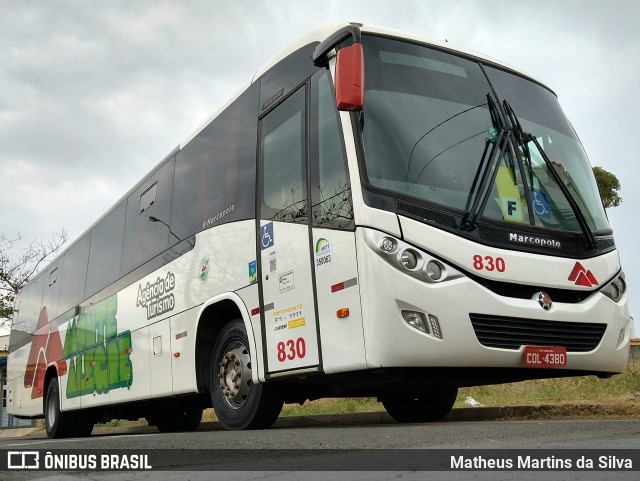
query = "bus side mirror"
xmin=335 ymin=42 xmax=364 ymax=111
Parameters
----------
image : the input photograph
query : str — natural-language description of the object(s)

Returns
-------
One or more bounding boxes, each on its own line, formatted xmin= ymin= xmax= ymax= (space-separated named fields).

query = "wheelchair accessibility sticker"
xmin=261 ymin=222 xmax=274 ymax=250
xmin=532 ymin=190 xmax=551 ymax=219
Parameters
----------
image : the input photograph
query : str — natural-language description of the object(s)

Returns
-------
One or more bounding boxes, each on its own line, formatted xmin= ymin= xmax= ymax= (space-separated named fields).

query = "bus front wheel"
xmin=380 ymin=387 xmax=458 ymax=423
xmin=210 ymin=320 xmax=283 ymax=430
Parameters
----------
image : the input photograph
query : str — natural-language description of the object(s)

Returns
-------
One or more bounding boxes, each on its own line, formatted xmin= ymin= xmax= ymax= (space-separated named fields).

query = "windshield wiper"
xmin=502 ymin=101 xmax=598 ymax=251
xmin=460 ymin=94 xmax=508 ymax=231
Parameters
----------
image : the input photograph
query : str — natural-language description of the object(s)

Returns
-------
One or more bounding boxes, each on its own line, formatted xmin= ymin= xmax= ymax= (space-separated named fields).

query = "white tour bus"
xmin=8 ymin=22 xmax=632 ymax=438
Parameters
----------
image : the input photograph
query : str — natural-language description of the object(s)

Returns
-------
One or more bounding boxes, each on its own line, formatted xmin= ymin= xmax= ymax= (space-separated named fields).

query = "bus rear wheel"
xmin=380 ymin=387 xmax=458 ymax=423
xmin=210 ymin=320 xmax=283 ymax=430
xmin=45 ymin=378 xmax=94 ymax=438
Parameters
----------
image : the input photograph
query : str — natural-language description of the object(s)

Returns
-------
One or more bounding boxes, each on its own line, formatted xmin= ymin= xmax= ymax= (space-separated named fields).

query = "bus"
xmin=7 ymin=22 xmax=632 ymax=438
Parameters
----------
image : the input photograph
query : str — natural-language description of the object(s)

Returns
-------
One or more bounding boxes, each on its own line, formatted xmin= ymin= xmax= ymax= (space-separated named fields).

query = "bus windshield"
xmin=359 ymin=35 xmax=609 ymax=234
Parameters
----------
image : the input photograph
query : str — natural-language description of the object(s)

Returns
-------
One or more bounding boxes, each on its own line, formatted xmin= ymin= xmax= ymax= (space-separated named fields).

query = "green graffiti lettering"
xmin=63 ymin=296 xmax=134 ymax=399
xmin=81 ymin=350 xmax=94 ymax=396
xmin=93 ymin=344 xmax=108 ymax=394
xmin=117 ymin=333 xmax=133 ymax=389
xmin=107 ymin=340 xmax=120 ymax=390
xmin=63 ymin=318 xmax=77 ymax=358
xmin=66 ymin=356 xmax=81 ymax=399
xmin=105 ymin=297 xmax=117 ymax=341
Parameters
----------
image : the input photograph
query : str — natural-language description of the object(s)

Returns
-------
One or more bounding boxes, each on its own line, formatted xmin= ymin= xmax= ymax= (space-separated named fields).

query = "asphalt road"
xmin=0 ymin=416 xmax=638 ymax=480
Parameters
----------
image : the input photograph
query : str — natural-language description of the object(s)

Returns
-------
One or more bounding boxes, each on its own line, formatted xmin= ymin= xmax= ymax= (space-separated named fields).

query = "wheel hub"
xmin=218 ymin=341 xmax=251 ymax=409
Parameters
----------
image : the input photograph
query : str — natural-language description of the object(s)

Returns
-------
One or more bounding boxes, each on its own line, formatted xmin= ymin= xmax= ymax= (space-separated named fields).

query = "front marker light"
xmin=380 ymin=237 xmax=396 ymax=253
xmin=428 ymin=315 xmax=442 ymax=339
xmin=401 ymin=310 xmax=429 ymax=334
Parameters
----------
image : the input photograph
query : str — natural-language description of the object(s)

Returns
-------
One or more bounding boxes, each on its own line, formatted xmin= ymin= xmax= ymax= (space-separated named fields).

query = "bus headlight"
xmin=601 ymin=271 xmax=627 ymax=302
xmin=425 ymin=260 xmax=443 ymax=281
xmin=400 ymin=250 xmax=419 ymax=270
xmin=364 ymin=229 xmax=464 ymax=284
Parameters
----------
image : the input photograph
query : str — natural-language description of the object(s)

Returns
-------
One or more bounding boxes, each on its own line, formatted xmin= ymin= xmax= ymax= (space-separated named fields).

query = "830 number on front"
xmin=472 ymin=255 xmax=506 ymax=273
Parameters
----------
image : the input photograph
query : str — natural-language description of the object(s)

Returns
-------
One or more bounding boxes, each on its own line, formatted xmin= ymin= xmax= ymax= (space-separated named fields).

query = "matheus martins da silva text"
xmin=451 ymin=455 xmax=633 ymax=470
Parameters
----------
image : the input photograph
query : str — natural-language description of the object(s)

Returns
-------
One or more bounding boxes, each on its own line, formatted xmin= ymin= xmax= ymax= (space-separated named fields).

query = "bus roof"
xmin=253 ymin=21 xmax=542 ymax=90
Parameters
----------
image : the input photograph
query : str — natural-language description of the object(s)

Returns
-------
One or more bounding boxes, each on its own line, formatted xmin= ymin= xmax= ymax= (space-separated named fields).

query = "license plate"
xmin=523 ymin=346 xmax=567 ymax=367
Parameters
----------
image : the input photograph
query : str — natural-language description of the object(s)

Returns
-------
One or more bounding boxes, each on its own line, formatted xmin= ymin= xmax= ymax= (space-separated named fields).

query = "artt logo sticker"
xmin=568 ymin=262 xmax=598 ymax=287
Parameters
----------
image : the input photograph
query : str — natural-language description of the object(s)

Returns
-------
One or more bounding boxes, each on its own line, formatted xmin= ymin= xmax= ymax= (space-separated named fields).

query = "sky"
xmin=1 ymin=0 xmax=639 ymax=334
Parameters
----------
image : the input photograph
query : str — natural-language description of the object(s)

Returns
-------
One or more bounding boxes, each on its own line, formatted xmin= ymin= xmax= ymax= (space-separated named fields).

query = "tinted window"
xmin=41 ymin=263 xmax=62 ymax=321
xmin=260 ymin=87 xmax=306 ymax=223
xmin=310 ymin=70 xmax=353 ymax=229
xmin=19 ymin=275 xmax=45 ymax=334
xmin=57 ymin=235 xmax=90 ymax=316
xmin=121 ymin=159 xmax=175 ymax=274
xmin=85 ymin=201 xmax=126 ymax=297
xmin=171 ymin=84 xmax=258 ymax=239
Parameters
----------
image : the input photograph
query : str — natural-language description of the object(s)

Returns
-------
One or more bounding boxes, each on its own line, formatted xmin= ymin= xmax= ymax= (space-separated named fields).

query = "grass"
xmin=456 ymin=361 xmax=640 ymax=408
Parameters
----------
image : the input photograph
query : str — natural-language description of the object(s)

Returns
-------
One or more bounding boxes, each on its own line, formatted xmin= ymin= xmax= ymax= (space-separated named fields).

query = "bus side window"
xmin=85 ymin=202 xmax=126 ymax=299
xmin=41 ymin=265 xmax=61 ymax=321
xmin=310 ymin=70 xmax=354 ymax=229
xmin=57 ymin=236 xmax=90 ymax=316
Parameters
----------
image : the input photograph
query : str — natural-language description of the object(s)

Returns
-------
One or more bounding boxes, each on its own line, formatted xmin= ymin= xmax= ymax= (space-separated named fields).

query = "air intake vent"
xmin=469 ymin=314 xmax=606 ymax=352
xmin=396 ymin=201 xmax=457 ymax=229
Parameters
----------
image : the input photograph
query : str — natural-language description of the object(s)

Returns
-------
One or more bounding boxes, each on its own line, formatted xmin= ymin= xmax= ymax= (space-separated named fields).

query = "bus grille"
xmin=469 ymin=314 xmax=607 ymax=352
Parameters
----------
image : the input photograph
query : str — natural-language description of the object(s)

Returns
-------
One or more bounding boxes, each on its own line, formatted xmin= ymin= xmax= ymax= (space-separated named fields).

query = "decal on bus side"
xmin=315 ymin=238 xmax=332 ymax=267
xmin=135 ymin=271 xmax=176 ymax=320
xmin=63 ymin=296 xmax=133 ymax=399
xmin=23 ymin=307 xmax=67 ymax=400
xmin=23 ymin=297 xmax=134 ymax=401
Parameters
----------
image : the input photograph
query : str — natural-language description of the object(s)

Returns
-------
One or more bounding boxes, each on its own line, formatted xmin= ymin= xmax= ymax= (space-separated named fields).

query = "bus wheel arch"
xmin=42 ymin=365 xmax=59 ymax=412
xmin=194 ymin=295 xmax=260 ymax=395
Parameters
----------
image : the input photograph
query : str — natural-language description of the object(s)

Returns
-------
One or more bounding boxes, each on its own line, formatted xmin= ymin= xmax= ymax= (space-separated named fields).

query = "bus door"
xmin=258 ymin=86 xmax=321 ymax=376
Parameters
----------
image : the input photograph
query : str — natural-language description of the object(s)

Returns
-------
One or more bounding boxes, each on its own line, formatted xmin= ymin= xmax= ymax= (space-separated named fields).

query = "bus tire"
xmin=155 ymin=406 xmax=203 ymax=432
xmin=210 ymin=320 xmax=283 ymax=430
xmin=45 ymin=378 xmax=74 ymax=438
xmin=74 ymin=416 xmax=95 ymax=438
xmin=381 ymin=387 xmax=458 ymax=423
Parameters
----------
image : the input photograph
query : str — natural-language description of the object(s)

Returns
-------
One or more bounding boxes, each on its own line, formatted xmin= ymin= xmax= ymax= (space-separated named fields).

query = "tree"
xmin=592 ymin=166 xmax=622 ymax=208
xmin=0 ymin=230 xmax=68 ymax=331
